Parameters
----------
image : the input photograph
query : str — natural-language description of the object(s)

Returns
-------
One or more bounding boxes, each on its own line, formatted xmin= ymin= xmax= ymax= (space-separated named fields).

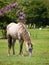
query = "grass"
xmin=0 ymin=29 xmax=49 ymax=65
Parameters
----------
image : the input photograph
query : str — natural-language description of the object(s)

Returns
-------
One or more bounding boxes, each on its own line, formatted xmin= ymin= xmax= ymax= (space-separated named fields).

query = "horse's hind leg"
xmin=8 ymin=35 xmax=12 ymax=56
xmin=12 ymin=39 xmax=16 ymax=55
xmin=19 ymin=39 xmax=24 ymax=55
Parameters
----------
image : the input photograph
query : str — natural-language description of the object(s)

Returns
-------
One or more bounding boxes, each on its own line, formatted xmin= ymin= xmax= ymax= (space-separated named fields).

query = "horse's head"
xmin=26 ymin=42 xmax=33 ymax=56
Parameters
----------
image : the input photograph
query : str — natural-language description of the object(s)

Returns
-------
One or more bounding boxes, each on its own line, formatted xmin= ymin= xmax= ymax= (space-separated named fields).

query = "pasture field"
xmin=0 ymin=29 xmax=49 ymax=65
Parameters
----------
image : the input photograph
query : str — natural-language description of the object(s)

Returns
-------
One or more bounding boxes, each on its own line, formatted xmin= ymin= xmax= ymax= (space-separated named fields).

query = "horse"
xmin=7 ymin=22 xmax=33 ymax=56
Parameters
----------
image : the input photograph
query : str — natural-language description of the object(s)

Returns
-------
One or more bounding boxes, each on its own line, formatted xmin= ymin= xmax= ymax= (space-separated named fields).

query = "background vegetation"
xmin=0 ymin=0 xmax=49 ymax=38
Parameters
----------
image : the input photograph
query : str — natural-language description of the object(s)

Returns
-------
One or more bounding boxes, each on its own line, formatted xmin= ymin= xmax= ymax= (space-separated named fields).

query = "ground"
xmin=0 ymin=29 xmax=49 ymax=65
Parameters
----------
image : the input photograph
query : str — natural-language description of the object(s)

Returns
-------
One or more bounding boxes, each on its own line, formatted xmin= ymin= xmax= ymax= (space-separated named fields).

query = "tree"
xmin=0 ymin=2 xmax=18 ymax=38
xmin=24 ymin=0 xmax=48 ymax=28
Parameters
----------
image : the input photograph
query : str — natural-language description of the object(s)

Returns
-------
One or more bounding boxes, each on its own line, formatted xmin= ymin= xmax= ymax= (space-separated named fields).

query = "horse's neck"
xmin=18 ymin=22 xmax=24 ymax=26
xmin=18 ymin=22 xmax=31 ymax=43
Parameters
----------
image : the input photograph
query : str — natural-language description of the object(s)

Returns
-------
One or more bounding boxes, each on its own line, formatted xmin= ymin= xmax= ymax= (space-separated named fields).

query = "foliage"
xmin=24 ymin=0 xmax=48 ymax=28
xmin=0 ymin=0 xmax=49 ymax=38
xmin=0 ymin=2 xmax=18 ymax=38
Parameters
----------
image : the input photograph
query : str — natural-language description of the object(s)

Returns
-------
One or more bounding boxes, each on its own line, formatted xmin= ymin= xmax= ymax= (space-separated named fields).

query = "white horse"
xmin=7 ymin=22 xmax=33 ymax=56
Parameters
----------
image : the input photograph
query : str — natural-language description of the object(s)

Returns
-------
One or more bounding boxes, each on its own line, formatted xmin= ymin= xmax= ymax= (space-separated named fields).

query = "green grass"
xmin=0 ymin=29 xmax=49 ymax=65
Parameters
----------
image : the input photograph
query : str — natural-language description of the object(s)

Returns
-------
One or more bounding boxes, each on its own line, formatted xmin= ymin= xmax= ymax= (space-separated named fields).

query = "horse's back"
xmin=7 ymin=22 xmax=17 ymax=29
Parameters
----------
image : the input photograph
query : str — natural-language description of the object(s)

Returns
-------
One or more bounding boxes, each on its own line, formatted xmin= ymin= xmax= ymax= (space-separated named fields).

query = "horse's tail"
xmin=8 ymin=35 xmax=12 ymax=49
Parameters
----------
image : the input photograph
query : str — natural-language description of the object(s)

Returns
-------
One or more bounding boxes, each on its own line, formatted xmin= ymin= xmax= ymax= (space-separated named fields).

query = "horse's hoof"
xmin=13 ymin=53 xmax=15 ymax=55
xmin=8 ymin=54 xmax=10 ymax=56
xmin=19 ymin=53 xmax=23 ymax=56
xmin=21 ymin=54 xmax=24 ymax=56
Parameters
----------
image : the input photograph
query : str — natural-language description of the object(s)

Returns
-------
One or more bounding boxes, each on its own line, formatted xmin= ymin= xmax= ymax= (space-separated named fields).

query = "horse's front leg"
xmin=12 ymin=39 xmax=16 ymax=55
xmin=19 ymin=39 xmax=24 ymax=55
